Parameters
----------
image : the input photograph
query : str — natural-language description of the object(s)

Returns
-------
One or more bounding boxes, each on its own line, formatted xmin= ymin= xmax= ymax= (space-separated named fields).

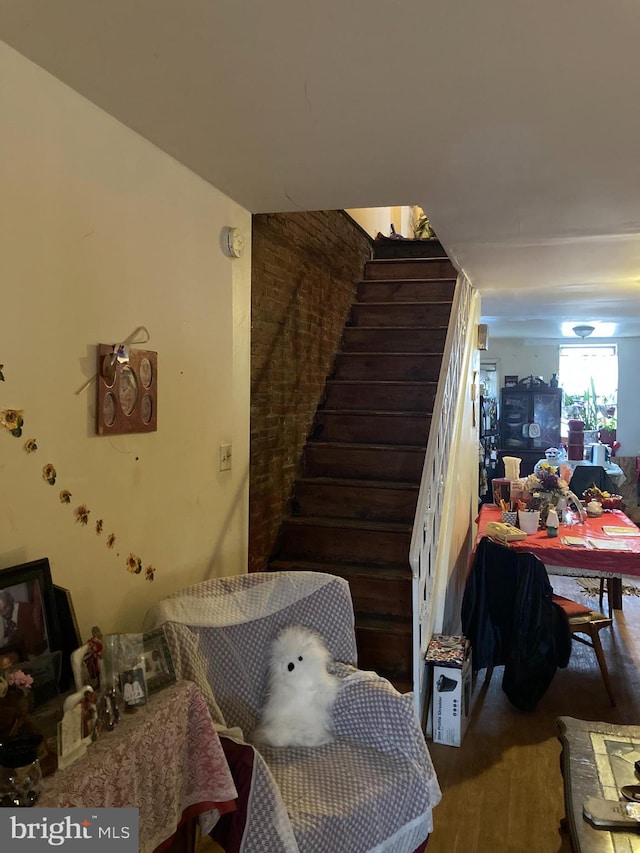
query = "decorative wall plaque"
xmin=96 ymin=344 xmax=157 ymax=435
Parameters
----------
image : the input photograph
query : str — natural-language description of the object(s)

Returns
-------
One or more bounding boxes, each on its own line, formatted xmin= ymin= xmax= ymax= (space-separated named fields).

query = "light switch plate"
xmin=219 ymin=444 xmax=232 ymax=471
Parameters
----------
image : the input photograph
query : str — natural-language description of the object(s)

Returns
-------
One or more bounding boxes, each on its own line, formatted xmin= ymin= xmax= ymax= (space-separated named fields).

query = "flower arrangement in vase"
xmin=524 ymin=463 xmax=570 ymax=527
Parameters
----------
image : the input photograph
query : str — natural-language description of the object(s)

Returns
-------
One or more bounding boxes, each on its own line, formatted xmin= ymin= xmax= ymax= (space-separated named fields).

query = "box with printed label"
xmin=426 ymin=635 xmax=472 ymax=748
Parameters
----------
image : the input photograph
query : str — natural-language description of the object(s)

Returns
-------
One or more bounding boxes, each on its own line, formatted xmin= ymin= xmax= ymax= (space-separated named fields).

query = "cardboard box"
xmin=425 ymin=635 xmax=472 ymax=747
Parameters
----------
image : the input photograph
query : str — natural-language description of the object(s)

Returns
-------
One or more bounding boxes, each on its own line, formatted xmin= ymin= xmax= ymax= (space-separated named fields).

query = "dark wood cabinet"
xmin=500 ymin=378 xmax=562 ymax=453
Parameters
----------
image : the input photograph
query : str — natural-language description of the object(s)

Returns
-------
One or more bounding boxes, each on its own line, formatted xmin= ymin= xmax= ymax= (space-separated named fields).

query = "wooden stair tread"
xmin=353 ymin=300 xmax=454 ymax=307
xmin=335 ymin=351 xmax=444 ymax=357
xmin=283 ymin=516 xmax=411 ymax=533
xmin=269 ymin=557 xmax=412 ymax=580
xmin=390 ymin=680 xmax=413 ymax=694
xmin=366 ymin=258 xmax=451 ymax=266
xmin=307 ymin=441 xmax=425 ymax=452
xmin=346 ymin=324 xmax=448 ymax=330
xmin=357 ymin=282 xmax=456 ymax=290
xmin=294 ymin=476 xmax=419 ymax=490
xmin=356 ymin=615 xmax=412 ymax=633
xmin=318 ymin=409 xmax=432 ymax=417
xmin=325 ymin=379 xmax=436 ymax=386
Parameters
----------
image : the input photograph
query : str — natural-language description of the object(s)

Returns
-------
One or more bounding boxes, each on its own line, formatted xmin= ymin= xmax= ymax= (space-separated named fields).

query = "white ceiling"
xmin=2 ymin=0 xmax=640 ymax=339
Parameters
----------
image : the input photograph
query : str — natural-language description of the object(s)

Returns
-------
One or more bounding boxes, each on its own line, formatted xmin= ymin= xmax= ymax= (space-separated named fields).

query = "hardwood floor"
xmin=426 ymin=575 xmax=640 ymax=853
xmin=195 ymin=576 xmax=640 ymax=853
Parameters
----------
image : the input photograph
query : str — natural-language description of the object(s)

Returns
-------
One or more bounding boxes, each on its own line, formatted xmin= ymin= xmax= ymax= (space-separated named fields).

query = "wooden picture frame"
xmin=142 ymin=627 xmax=176 ymax=694
xmin=0 ymin=558 xmax=63 ymax=706
xmin=96 ymin=343 xmax=158 ymax=435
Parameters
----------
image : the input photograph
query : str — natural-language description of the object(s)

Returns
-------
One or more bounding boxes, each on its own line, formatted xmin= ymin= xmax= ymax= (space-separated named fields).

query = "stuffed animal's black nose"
xmin=288 ymin=662 xmax=295 ymax=672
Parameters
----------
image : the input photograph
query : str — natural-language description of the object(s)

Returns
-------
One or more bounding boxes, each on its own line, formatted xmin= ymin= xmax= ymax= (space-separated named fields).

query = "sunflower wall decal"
xmin=42 ymin=464 xmax=57 ymax=485
xmin=2 ymin=357 xmax=156 ymax=580
xmin=1 ymin=408 xmax=24 ymax=437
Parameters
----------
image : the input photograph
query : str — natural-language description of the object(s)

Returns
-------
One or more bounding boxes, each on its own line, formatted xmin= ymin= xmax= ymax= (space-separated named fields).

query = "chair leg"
xmin=598 ymin=578 xmax=613 ymax=619
xmin=586 ymin=623 xmax=616 ymax=707
xmin=484 ymin=666 xmax=494 ymax=685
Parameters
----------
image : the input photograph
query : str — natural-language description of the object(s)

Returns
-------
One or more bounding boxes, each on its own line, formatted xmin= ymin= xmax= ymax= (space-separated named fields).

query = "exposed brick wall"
xmin=249 ymin=210 xmax=372 ymax=572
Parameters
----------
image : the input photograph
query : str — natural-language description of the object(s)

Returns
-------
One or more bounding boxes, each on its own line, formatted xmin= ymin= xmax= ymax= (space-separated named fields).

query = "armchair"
xmin=143 ymin=571 xmax=441 ymax=853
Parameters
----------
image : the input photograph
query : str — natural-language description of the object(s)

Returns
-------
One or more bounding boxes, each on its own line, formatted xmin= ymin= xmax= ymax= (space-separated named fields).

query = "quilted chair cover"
xmin=143 ymin=571 xmax=441 ymax=853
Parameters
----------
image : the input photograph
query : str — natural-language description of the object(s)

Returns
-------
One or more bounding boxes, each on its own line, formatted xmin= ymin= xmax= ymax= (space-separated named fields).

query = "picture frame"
xmin=0 ymin=559 xmax=62 ymax=695
xmin=142 ymin=627 xmax=176 ymax=695
xmin=96 ymin=344 xmax=158 ymax=436
xmin=53 ymin=585 xmax=82 ymax=691
xmin=120 ymin=664 xmax=148 ymax=710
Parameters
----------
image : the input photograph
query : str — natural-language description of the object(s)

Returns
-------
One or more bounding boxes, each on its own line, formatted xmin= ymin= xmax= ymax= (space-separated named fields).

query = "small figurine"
xmin=70 ymin=626 xmax=103 ymax=692
xmin=85 ymin=627 xmax=103 ymax=683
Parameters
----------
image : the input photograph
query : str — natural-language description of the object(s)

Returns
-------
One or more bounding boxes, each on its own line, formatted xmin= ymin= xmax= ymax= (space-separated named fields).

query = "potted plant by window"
xmin=563 ymin=381 xmax=616 ymax=447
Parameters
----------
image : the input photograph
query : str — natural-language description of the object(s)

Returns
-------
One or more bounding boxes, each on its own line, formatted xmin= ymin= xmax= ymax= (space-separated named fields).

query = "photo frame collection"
xmin=101 ymin=629 xmax=175 ymax=699
xmin=0 ymin=558 xmax=176 ymax=769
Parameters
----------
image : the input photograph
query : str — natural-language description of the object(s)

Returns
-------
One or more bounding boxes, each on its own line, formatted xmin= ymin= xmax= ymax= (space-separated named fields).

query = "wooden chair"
xmin=552 ymin=593 xmax=615 ymax=706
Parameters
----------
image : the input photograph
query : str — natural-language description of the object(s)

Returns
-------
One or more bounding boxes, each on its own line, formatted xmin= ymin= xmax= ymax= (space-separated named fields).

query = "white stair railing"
xmin=409 ymin=272 xmax=474 ymax=720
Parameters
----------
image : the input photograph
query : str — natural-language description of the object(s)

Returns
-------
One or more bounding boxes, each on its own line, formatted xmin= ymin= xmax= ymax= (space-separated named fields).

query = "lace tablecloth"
xmin=39 ymin=680 xmax=237 ymax=853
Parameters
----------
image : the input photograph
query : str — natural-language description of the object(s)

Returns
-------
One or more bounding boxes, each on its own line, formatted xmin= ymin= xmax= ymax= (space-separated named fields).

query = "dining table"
xmin=476 ymin=503 xmax=640 ymax=610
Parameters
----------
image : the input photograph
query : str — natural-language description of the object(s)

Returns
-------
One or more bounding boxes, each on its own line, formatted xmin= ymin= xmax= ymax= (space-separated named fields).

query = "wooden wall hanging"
xmin=96 ymin=344 xmax=158 ymax=435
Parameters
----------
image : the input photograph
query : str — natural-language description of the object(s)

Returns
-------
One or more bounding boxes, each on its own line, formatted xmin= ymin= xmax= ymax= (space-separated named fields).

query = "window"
xmin=558 ymin=345 xmax=618 ymax=434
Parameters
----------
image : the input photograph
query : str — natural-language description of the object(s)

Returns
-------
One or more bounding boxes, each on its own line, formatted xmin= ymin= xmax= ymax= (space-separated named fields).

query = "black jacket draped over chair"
xmin=462 ymin=536 xmax=572 ymax=711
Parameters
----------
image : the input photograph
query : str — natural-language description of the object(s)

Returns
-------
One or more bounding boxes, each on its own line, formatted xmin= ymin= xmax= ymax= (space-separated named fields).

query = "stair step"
xmin=292 ymin=478 xmax=419 ymax=523
xmin=322 ymin=380 xmax=437 ymax=412
xmin=355 ymin=616 xmax=413 ymax=681
xmin=268 ymin=558 xmax=412 ymax=618
xmin=332 ymin=352 xmax=442 ymax=382
xmin=372 ymin=237 xmax=448 ymax=260
xmin=312 ymin=410 xmax=432 ymax=445
xmin=277 ymin=516 xmax=412 ymax=565
xmin=341 ymin=326 xmax=448 ymax=353
xmin=304 ymin=442 xmax=425 ymax=482
xmin=350 ymin=301 xmax=453 ymax=327
xmin=365 ymin=257 xmax=457 ymax=281
xmin=357 ymin=278 xmax=456 ymax=302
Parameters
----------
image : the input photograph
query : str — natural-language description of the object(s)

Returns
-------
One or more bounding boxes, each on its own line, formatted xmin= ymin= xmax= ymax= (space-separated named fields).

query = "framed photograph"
xmin=120 ymin=665 xmax=147 ymax=710
xmin=142 ymin=627 xmax=176 ymax=695
xmin=504 ymin=375 xmax=519 ymax=388
xmin=0 ymin=558 xmax=61 ymax=672
xmin=53 ymin=585 xmax=82 ymax=691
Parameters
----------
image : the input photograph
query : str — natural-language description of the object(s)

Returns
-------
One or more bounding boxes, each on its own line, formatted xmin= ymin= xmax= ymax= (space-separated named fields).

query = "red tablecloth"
xmin=476 ymin=504 xmax=640 ymax=577
xmin=40 ymin=680 xmax=237 ymax=853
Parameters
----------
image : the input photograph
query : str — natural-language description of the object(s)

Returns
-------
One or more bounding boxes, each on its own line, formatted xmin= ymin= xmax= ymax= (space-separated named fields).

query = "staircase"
xmin=269 ymin=241 xmax=457 ymax=690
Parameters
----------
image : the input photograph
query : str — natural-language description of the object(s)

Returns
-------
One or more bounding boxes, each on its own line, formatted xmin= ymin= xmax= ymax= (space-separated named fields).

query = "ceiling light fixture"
xmin=572 ymin=324 xmax=595 ymax=339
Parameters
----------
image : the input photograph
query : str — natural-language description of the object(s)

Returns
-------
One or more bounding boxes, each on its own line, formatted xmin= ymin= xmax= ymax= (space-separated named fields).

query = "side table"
xmin=557 ymin=716 xmax=640 ymax=853
xmin=39 ymin=680 xmax=237 ymax=853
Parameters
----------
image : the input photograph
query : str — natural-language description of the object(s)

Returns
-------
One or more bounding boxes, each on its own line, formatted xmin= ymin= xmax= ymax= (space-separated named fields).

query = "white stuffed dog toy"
xmin=255 ymin=625 xmax=339 ymax=747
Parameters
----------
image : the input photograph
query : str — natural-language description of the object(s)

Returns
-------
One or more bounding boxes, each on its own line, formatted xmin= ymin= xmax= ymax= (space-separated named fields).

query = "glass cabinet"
xmin=500 ymin=378 xmax=562 ymax=452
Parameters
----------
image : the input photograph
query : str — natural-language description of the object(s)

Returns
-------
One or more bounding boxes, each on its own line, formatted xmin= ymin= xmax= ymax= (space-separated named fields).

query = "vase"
xmin=0 ymin=732 xmax=43 ymax=806
xmin=0 ymin=689 xmax=32 ymax=741
xmin=531 ymin=491 xmax=560 ymax=528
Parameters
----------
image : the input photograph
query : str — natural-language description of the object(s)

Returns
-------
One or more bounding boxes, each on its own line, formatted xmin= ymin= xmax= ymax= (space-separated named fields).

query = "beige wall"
xmin=346 ymin=206 xmax=413 ymax=239
xmin=0 ymin=43 xmax=251 ymax=641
